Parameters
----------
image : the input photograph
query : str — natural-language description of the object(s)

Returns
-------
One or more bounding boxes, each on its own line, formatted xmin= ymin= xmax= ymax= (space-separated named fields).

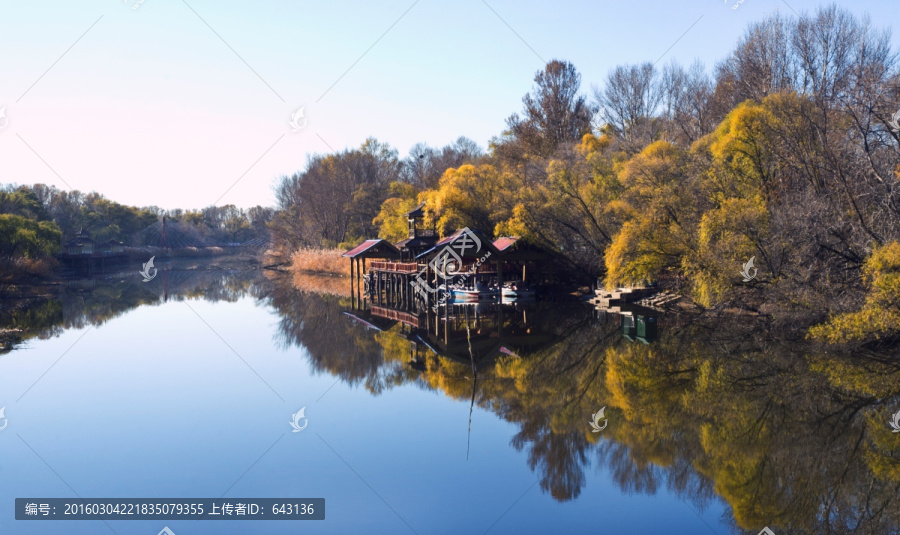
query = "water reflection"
xmin=267 ymin=277 xmax=900 ymax=534
xmin=0 ymin=262 xmax=262 ymax=354
xmin=3 ymin=270 xmax=899 ymax=534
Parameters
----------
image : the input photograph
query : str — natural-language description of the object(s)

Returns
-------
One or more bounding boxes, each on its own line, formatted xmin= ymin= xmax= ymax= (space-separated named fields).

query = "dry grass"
xmin=290 ymin=247 xmax=350 ymax=276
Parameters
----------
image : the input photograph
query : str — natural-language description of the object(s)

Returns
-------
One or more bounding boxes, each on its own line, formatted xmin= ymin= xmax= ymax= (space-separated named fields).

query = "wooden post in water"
xmin=357 ymin=258 xmax=362 ymax=307
xmin=350 ymin=258 xmax=355 ymax=308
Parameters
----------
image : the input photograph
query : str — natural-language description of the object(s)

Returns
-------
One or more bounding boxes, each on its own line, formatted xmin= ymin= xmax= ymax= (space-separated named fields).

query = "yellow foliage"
xmin=810 ymin=241 xmax=900 ymax=342
xmin=604 ymin=141 xmax=695 ymax=288
xmin=373 ymin=182 xmax=420 ymax=243
xmin=687 ymin=196 xmax=768 ymax=306
xmin=428 ymin=164 xmax=505 ymax=235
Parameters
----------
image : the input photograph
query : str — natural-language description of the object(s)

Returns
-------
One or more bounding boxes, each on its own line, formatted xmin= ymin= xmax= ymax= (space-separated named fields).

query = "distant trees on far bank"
xmin=0 ymin=183 xmax=273 ymax=283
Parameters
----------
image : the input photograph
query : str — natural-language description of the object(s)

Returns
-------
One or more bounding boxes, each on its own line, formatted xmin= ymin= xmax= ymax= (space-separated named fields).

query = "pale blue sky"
xmin=1 ymin=0 xmax=897 ymax=209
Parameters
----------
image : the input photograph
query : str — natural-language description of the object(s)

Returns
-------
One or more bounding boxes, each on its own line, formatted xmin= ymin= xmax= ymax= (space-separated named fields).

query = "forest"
xmin=0 ymin=183 xmax=272 ymax=282
xmin=270 ymin=5 xmax=900 ymax=343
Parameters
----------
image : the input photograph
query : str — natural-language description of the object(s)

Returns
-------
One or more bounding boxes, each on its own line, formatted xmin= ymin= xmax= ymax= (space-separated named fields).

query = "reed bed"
xmin=290 ymin=248 xmax=349 ymax=276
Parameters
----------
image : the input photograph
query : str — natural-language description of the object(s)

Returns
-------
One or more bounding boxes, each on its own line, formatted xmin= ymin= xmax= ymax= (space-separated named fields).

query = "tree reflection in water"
xmin=265 ymin=274 xmax=900 ymax=535
xmin=4 ymin=269 xmax=899 ymax=534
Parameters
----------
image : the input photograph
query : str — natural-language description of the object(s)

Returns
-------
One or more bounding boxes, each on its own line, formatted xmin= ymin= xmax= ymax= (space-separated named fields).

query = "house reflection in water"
xmin=344 ymin=300 xmax=559 ymax=371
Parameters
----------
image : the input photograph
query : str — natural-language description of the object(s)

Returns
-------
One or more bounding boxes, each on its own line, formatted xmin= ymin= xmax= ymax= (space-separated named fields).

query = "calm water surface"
xmin=1 ymin=268 xmax=897 ymax=534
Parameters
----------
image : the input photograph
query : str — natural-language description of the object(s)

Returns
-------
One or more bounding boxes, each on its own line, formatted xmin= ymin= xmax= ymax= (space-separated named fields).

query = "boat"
xmin=451 ymin=287 xmax=500 ymax=301
xmin=501 ymin=283 xmax=536 ymax=300
xmin=450 ymin=280 xmax=499 ymax=301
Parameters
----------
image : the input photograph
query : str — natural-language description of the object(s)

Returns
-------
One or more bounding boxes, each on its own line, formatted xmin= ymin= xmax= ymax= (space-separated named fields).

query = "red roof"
xmin=342 ymin=239 xmax=400 ymax=258
xmin=435 ymin=229 xmax=462 ymax=247
xmin=493 ymin=237 xmax=518 ymax=251
xmin=418 ymin=227 xmax=501 ymax=259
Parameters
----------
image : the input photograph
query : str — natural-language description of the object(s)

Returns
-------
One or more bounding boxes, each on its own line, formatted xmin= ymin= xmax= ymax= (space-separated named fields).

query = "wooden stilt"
xmin=362 ymin=258 xmax=367 ymax=307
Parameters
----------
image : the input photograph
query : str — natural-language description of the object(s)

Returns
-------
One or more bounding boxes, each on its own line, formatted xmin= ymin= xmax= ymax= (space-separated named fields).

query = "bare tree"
xmin=504 ymin=59 xmax=593 ymax=158
xmin=595 ymin=62 xmax=664 ymax=152
xmin=660 ymin=61 xmax=715 ymax=145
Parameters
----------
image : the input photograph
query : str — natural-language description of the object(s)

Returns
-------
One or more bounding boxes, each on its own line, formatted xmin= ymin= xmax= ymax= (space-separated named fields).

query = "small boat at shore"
xmin=501 ymin=283 xmax=536 ymax=299
xmin=451 ymin=280 xmax=499 ymax=301
xmin=452 ymin=287 xmax=500 ymax=301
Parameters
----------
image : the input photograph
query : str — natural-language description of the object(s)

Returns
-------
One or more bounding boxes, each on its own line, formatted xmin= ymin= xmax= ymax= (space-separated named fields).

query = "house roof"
xmin=492 ymin=236 xmax=519 ymax=252
xmin=416 ymin=227 xmax=501 ymax=259
xmin=404 ymin=201 xmax=426 ymax=218
xmin=66 ymin=231 xmax=95 ymax=246
xmin=492 ymin=236 xmax=555 ymax=260
xmin=395 ymin=235 xmax=438 ymax=250
xmin=342 ymin=239 xmax=401 ymax=259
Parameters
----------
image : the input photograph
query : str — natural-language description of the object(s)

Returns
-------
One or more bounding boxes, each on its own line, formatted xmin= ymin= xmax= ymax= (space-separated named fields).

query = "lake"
xmin=1 ymin=266 xmax=898 ymax=535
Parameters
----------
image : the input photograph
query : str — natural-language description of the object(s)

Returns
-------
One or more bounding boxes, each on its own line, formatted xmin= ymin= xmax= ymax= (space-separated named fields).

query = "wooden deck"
xmin=370 ymin=261 xmax=419 ymax=274
xmin=590 ymin=287 xmax=658 ymax=308
xmin=370 ymin=305 xmax=425 ymax=328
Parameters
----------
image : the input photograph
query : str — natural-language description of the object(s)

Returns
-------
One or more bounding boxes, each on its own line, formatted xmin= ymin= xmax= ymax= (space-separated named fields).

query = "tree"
xmin=713 ymin=12 xmax=795 ymax=108
xmin=401 ymin=137 xmax=484 ymax=190
xmin=373 ymin=182 xmax=419 ymax=242
xmin=0 ymin=214 xmax=62 ymax=275
xmin=595 ymin=62 xmax=664 ymax=152
xmin=660 ymin=61 xmax=715 ymax=145
xmin=809 ymin=241 xmax=900 ymax=343
xmin=502 ymin=60 xmax=593 ymax=159
xmin=604 ymin=141 xmax=696 ymax=288
xmin=271 ymin=138 xmax=400 ymax=249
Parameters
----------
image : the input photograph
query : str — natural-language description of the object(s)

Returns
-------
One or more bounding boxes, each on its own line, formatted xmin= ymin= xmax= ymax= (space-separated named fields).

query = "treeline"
xmin=0 ymin=183 xmax=272 ymax=282
xmin=273 ymin=4 xmax=900 ymax=342
xmin=270 ymin=137 xmax=483 ymax=251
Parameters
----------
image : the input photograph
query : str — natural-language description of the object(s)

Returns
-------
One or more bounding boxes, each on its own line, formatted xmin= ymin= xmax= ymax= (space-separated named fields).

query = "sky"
xmin=1 ymin=0 xmax=898 ymax=210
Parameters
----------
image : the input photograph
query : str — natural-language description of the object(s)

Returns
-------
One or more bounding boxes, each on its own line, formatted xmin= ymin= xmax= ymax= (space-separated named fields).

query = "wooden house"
xmin=64 ymin=228 xmax=96 ymax=255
